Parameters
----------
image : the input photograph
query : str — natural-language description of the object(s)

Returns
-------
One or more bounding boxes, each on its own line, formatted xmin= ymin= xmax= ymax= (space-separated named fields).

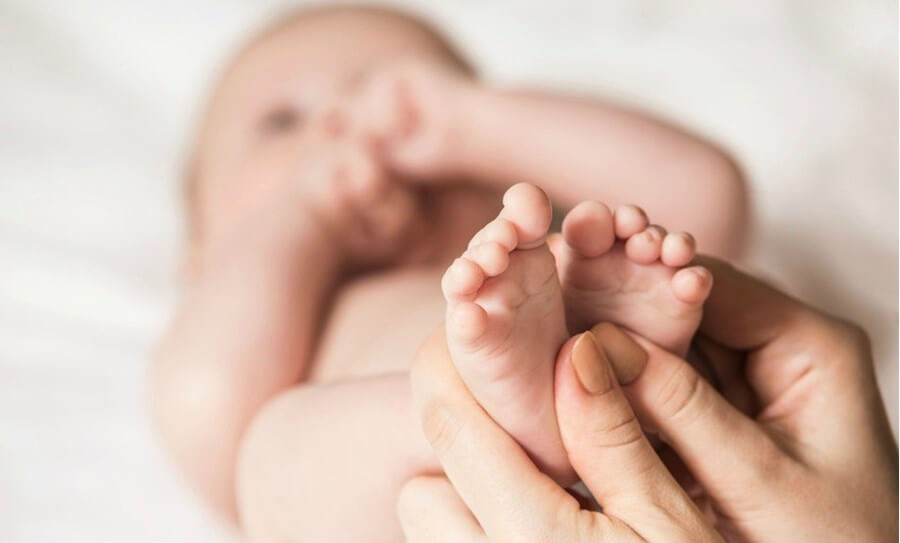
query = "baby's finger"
xmin=350 ymin=72 xmax=405 ymax=141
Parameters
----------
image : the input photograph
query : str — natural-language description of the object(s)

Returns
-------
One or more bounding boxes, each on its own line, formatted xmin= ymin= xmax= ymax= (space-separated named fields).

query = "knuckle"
xmin=585 ymin=393 xmax=645 ymax=449
xmin=743 ymin=433 xmax=789 ymax=487
xmin=551 ymin=509 xmax=602 ymax=543
xmin=598 ymin=413 xmax=645 ymax=450
xmin=504 ymin=500 xmax=560 ymax=543
xmin=657 ymin=361 xmax=708 ymax=425
xmin=419 ymin=395 xmax=463 ymax=454
xmin=807 ymin=314 xmax=874 ymax=371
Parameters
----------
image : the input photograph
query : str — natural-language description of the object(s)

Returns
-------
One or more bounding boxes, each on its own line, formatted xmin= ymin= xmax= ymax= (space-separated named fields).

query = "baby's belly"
xmin=308 ymin=266 xmax=447 ymax=382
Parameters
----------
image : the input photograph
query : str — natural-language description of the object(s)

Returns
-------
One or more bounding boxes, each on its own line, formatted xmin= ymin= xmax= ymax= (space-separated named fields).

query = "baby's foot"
xmin=442 ymin=183 xmax=572 ymax=482
xmin=553 ymin=202 xmax=712 ymax=357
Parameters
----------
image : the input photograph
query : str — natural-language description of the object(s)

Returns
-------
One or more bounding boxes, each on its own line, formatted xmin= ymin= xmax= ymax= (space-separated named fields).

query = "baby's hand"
xmin=352 ymin=61 xmax=479 ymax=182
xmin=284 ymin=105 xmax=425 ymax=268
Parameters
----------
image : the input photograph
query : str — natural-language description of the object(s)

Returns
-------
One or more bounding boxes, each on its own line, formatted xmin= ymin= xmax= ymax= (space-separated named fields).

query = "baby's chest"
xmin=308 ymin=267 xmax=446 ymax=382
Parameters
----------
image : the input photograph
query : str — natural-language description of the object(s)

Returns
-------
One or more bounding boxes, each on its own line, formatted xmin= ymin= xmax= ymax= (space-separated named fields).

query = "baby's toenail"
xmin=691 ymin=269 xmax=710 ymax=284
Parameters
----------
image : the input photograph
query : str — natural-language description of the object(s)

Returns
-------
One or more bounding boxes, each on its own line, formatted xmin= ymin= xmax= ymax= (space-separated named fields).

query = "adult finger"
xmin=624 ymin=335 xmax=792 ymax=511
xmin=397 ymin=476 xmax=487 ymax=543
xmin=696 ymin=256 xmax=872 ymax=422
xmin=696 ymin=256 xmax=807 ymax=350
xmin=410 ymin=327 xmax=572 ymax=540
xmin=554 ymin=330 xmax=711 ymax=535
xmin=694 ymin=336 xmax=758 ymax=416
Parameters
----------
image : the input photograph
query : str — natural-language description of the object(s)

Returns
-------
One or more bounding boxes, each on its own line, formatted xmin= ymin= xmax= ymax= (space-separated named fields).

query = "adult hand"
xmin=400 ymin=257 xmax=898 ymax=542
xmin=619 ymin=257 xmax=898 ymax=541
xmin=400 ymin=325 xmax=723 ymax=542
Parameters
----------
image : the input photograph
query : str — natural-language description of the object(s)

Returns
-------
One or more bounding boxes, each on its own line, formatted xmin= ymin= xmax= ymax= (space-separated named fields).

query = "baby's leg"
xmin=152 ymin=104 xmax=424 ymax=520
xmin=236 ymin=373 xmax=437 ymax=543
xmin=151 ymin=209 xmax=343 ymax=519
xmin=152 ymin=142 xmax=387 ymax=519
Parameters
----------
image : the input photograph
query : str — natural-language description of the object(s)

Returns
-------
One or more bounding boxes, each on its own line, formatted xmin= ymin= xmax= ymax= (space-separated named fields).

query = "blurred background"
xmin=0 ymin=0 xmax=896 ymax=540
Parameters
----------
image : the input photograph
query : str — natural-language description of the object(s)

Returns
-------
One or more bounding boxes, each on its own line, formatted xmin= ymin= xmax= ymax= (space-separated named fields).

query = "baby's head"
xmin=186 ymin=5 xmax=474 ymax=262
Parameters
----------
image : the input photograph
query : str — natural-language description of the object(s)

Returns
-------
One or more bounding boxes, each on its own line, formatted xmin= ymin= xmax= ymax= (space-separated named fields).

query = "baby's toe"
xmin=671 ymin=266 xmax=713 ymax=305
xmin=499 ymin=183 xmax=553 ymax=248
xmin=561 ymin=201 xmax=615 ymax=258
xmin=463 ymin=242 xmax=511 ymax=277
xmin=613 ymin=204 xmax=650 ymax=239
xmin=442 ymin=257 xmax=485 ymax=301
xmin=468 ymin=218 xmax=518 ymax=252
xmin=661 ymin=232 xmax=696 ymax=267
xmin=625 ymin=225 xmax=665 ymax=264
xmin=448 ymin=301 xmax=489 ymax=343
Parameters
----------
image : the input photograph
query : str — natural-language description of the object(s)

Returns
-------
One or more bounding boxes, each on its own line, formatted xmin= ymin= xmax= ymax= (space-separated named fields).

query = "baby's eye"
xmin=260 ymin=107 xmax=304 ymax=135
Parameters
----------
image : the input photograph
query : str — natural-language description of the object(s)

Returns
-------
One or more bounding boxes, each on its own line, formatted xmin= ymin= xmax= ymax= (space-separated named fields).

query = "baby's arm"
xmin=236 ymin=372 xmax=437 ymax=543
xmin=454 ymin=89 xmax=748 ymax=258
xmin=149 ymin=207 xmax=342 ymax=519
xmin=367 ymin=66 xmax=748 ymax=259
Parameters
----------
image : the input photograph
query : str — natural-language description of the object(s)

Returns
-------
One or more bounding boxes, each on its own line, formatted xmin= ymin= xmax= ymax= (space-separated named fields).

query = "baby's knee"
xmin=150 ymin=354 xmax=248 ymax=444
xmin=148 ymin=355 xmax=258 ymax=519
xmin=697 ymin=144 xmax=747 ymax=207
xmin=235 ymin=388 xmax=314 ymax=541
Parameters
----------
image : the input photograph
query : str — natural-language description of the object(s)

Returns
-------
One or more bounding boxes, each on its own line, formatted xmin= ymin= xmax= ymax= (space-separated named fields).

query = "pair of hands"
xmin=401 ymin=257 xmax=898 ymax=542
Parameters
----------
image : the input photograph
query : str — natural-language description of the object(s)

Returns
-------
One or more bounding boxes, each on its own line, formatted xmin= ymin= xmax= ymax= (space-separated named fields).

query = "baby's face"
xmin=193 ymin=10 xmax=461 ymax=246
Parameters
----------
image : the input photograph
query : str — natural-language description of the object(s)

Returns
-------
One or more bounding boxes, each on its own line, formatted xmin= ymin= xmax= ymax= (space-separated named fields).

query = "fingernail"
xmin=572 ymin=332 xmax=613 ymax=394
xmin=590 ymin=323 xmax=648 ymax=385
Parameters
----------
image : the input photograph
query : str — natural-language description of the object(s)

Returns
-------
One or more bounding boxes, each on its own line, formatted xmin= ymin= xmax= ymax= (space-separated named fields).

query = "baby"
xmin=149 ymin=5 xmax=747 ymax=542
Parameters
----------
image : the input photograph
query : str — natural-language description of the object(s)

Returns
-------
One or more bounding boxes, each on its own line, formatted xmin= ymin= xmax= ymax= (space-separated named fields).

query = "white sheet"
xmin=1 ymin=1 xmax=895 ymax=540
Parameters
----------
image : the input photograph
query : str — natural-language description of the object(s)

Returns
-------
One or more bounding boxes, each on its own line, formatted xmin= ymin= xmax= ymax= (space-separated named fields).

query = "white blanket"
xmin=0 ymin=1 xmax=895 ymax=540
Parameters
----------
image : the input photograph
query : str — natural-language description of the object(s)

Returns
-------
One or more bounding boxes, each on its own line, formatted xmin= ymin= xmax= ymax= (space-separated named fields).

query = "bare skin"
xmin=348 ymin=61 xmax=747 ymax=257
xmin=442 ymin=184 xmax=711 ymax=485
xmin=554 ymin=201 xmax=711 ymax=355
xmin=148 ymin=6 xmax=748 ymax=542
xmin=401 ymin=258 xmax=898 ymax=543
